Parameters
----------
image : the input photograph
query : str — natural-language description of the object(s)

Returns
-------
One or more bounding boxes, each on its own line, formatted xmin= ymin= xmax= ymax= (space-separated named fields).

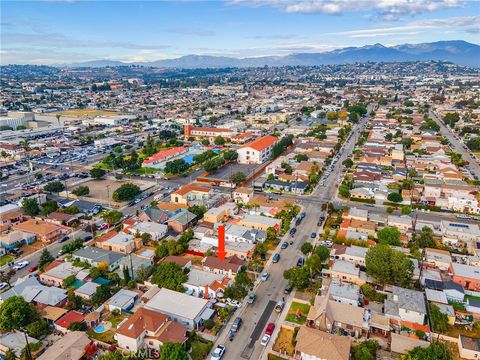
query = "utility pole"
xmin=21 ymin=330 xmax=33 ymax=360
xmin=106 ymin=185 xmax=111 ymax=209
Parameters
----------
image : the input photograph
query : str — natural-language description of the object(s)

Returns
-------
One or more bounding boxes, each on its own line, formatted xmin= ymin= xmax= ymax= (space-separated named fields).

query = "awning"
xmin=200 ymin=308 xmax=215 ymax=321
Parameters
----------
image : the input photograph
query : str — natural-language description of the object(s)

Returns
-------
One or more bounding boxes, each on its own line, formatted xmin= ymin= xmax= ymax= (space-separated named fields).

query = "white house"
xmin=237 ymin=135 xmax=279 ymax=164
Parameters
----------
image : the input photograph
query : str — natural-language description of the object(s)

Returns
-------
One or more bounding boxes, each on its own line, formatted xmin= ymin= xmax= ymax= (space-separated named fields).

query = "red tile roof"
xmin=241 ymin=135 xmax=278 ymax=151
xmin=55 ymin=311 xmax=85 ymax=329
xmin=143 ymin=146 xmax=187 ymax=165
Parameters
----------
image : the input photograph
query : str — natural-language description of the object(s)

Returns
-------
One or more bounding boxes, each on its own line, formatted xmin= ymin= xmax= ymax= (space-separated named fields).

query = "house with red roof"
xmin=142 ymin=146 xmax=188 ymax=168
xmin=237 ymin=135 xmax=279 ymax=164
xmin=54 ymin=310 xmax=85 ymax=333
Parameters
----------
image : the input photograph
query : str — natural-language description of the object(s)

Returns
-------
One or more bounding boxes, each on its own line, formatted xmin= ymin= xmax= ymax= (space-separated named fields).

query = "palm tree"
xmin=0 ymin=151 xmax=9 ymax=166
xmin=20 ymin=139 xmax=30 ymax=153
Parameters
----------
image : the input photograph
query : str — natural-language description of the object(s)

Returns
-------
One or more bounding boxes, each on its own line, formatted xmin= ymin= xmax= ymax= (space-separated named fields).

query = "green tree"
xmin=41 ymin=200 xmax=58 ymax=215
xmin=314 ymin=246 xmax=330 ymax=262
xmin=305 ymin=254 xmax=323 ymax=277
xmin=387 ymin=192 xmax=403 ymax=203
xmin=27 ymin=319 xmax=49 ymax=338
xmin=224 ymin=269 xmax=253 ymax=300
xmin=201 ymin=139 xmax=210 ymax=146
xmin=401 ymin=205 xmax=412 ymax=215
xmin=4 ymin=350 xmax=16 ymax=360
xmin=159 ymin=342 xmax=188 ymax=360
xmin=399 ymin=342 xmax=451 ymax=360
xmin=416 ymin=226 xmax=436 ymax=248
xmin=353 ymin=339 xmax=379 ymax=360
xmin=342 ymin=158 xmax=354 ymax=168
xmin=365 ymin=244 xmax=413 ymax=286
xmin=99 ymin=351 xmax=129 ymax=360
xmin=188 ymin=205 xmax=207 ymax=219
xmin=338 ymin=184 xmax=350 ymax=198
xmin=44 ymin=181 xmax=65 ymax=194
xmin=295 ymin=153 xmax=309 ymax=162
xmin=112 ymin=183 xmax=141 ymax=202
xmin=231 ymin=171 xmax=246 ymax=185
xmin=214 ymin=136 xmax=225 ymax=146
xmin=62 ymin=274 xmax=76 ymax=288
xmin=21 ymin=198 xmax=40 ymax=216
xmin=300 ymin=242 xmax=313 ymax=255
xmin=102 ymin=209 xmax=123 ymax=224
xmin=283 ymin=267 xmax=310 ymax=290
xmin=150 ymin=262 xmax=187 ymax=292
xmin=223 ymin=149 xmax=238 ymax=161
xmin=164 ymin=159 xmax=189 ymax=174
xmin=377 ymin=226 xmax=401 ymax=246
xmin=92 ymin=284 xmax=113 ymax=305
xmin=429 ymin=304 xmax=449 ymax=333
xmin=0 ymin=296 xmax=40 ymax=330
xmin=90 ymin=168 xmax=106 ymax=179
xmin=72 ymin=185 xmax=90 ymax=196
xmin=38 ymin=248 xmax=54 ymax=268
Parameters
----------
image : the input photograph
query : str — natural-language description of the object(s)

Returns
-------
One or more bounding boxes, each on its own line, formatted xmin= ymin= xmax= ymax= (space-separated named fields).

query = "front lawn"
xmin=189 ymin=336 xmax=212 ymax=360
xmin=0 ymin=255 xmax=13 ymax=266
xmin=86 ymin=328 xmax=116 ymax=344
xmin=272 ymin=327 xmax=296 ymax=356
xmin=108 ymin=313 xmax=128 ymax=328
xmin=284 ymin=302 xmax=310 ymax=325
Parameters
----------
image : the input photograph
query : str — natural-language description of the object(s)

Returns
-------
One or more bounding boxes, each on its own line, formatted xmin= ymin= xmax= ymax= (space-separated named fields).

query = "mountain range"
xmin=64 ymin=40 xmax=480 ymax=68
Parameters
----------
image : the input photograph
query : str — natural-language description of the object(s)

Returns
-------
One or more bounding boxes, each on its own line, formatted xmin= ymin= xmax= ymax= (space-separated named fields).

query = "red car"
xmin=265 ymin=322 xmax=275 ymax=336
xmin=28 ymin=265 xmax=38 ymax=272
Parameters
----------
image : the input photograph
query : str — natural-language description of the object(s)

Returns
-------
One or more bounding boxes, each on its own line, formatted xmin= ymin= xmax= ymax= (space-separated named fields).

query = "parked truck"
xmin=274 ymin=297 xmax=285 ymax=313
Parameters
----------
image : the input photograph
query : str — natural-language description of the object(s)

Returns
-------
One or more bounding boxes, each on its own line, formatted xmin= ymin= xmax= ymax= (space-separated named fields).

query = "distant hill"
xmin=64 ymin=40 xmax=480 ymax=68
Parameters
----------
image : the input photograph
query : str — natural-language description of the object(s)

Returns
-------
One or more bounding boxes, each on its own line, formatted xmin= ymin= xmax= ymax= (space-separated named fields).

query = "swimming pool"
xmin=94 ymin=324 xmax=105 ymax=333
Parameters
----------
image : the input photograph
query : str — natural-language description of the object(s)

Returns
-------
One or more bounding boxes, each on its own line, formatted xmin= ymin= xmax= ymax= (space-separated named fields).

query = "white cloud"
xmin=330 ymin=15 xmax=479 ymax=38
xmin=230 ymin=0 xmax=464 ymax=20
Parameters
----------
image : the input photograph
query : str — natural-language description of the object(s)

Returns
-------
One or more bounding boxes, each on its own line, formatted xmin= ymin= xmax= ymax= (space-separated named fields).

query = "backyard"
xmin=188 ymin=335 xmax=213 ymax=360
xmin=86 ymin=327 xmax=116 ymax=344
xmin=272 ymin=326 xmax=297 ymax=357
xmin=285 ymin=302 xmax=310 ymax=325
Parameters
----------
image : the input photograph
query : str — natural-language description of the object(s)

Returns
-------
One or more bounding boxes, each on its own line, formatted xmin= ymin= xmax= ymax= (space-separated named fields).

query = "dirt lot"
xmin=55 ymin=109 xmax=120 ymax=117
xmin=205 ymin=163 xmax=258 ymax=181
xmin=272 ymin=327 xmax=296 ymax=356
xmin=70 ymin=178 xmax=154 ymax=205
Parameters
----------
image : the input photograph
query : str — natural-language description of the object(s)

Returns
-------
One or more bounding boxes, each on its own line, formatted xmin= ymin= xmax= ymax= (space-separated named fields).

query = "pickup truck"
xmin=274 ymin=297 xmax=286 ymax=313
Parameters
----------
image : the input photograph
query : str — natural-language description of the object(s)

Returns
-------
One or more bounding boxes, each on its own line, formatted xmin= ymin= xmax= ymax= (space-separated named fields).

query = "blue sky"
xmin=1 ymin=0 xmax=479 ymax=64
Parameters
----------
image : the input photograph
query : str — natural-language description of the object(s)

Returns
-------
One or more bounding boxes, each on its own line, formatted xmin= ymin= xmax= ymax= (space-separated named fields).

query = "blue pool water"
xmin=182 ymin=154 xmax=196 ymax=164
xmin=95 ymin=324 xmax=105 ymax=333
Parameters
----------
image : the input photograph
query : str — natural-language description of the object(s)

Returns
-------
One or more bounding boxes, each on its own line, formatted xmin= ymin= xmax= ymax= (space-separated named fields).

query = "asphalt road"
xmin=213 ymin=111 xmax=373 ymax=360
xmin=430 ymin=109 xmax=480 ymax=176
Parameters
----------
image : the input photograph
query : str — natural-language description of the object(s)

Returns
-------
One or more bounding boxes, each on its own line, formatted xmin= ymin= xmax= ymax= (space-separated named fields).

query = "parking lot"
xmin=203 ymin=163 xmax=258 ymax=181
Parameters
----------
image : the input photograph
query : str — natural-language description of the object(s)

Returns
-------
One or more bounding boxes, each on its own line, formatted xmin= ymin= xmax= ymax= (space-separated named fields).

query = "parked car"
xmin=13 ymin=261 xmax=29 ymax=270
xmin=210 ymin=345 xmax=226 ymax=360
xmin=261 ymin=272 xmax=270 ymax=281
xmin=83 ymin=235 xmax=93 ymax=242
xmin=281 ymin=242 xmax=288 ymax=249
xmin=265 ymin=322 xmax=275 ymax=336
xmin=226 ymin=298 xmax=242 ymax=308
xmin=272 ymin=253 xmax=280 ymax=263
xmin=260 ymin=334 xmax=271 ymax=346
xmin=59 ymin=236 xmax=69 ymax=243
xmin=296 ymin=257 xmax=304 ymax=267
xmin=0 ymin=283 xmax=8 ymax=291
xmin=247 ymin=293 xmax=256 ymax=304
xmin=310 ymin=232 xmax=317 ymax=239
xmin=28 ymin=265 xmax=38 ymax=272
xmin=284 ymin=284 xmax=293 ymax=294
xmin=231 ymin=317 xmax=243 ymax=333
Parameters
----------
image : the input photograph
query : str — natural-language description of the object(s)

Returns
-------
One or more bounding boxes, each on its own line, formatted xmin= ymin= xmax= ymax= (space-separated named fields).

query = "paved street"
xmin=212 ymin=111 xmax=372 ymax=360
xmin=430 ymin=108 xmax=480 ymax=175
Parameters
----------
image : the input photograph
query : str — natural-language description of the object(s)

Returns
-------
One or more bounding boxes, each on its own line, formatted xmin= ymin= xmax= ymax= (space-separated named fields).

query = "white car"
xmin=210 ymin=345 xmax=225 ymax=360
xmin=261 ymin=272 xmax=270 ymax=281
xmin=0 ymin=283 xmax=8 ymax=291
xmin=13 ymin=261 xmax=29 ymax=270
xmin=226 ymin=298 xmax=242 ymax=308
xmin=260 ymin=334 xmax=271 ymax=346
